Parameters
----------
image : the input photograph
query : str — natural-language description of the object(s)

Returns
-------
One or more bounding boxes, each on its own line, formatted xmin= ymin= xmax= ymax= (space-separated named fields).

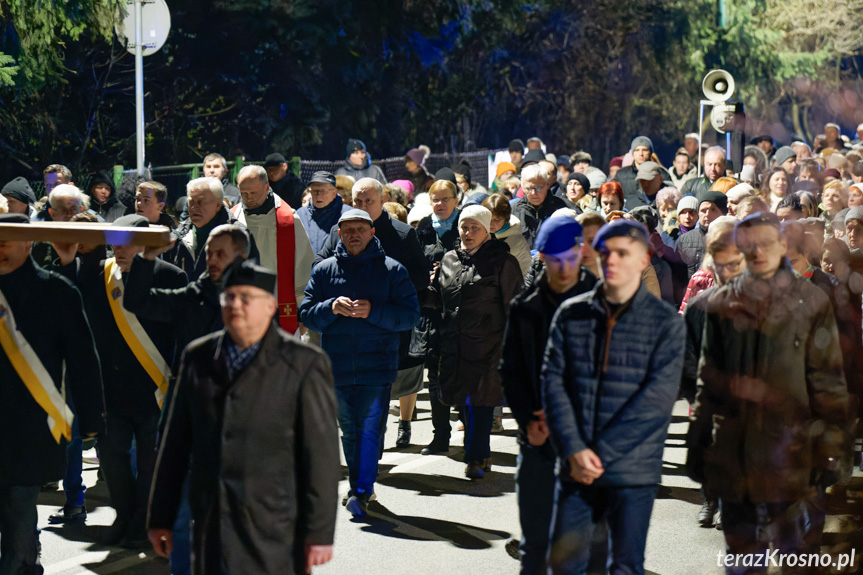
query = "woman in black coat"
xmin=424 ymin=204 xmax=523 ymax=479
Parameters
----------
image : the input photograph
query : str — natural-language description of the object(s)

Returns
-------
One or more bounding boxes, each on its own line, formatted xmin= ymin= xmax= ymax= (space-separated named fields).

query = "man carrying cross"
xmin=0 ymin=213 xmax=104 ymax=573
xmin=55 ymin=214 xmax=187 ymax=547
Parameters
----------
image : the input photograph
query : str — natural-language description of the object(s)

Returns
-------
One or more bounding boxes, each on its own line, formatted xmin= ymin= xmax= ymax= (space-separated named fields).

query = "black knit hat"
xmin=508 ymin=139 xmax=525 ymax=153
xmin=1 ymin=177 xmax=36 ymax=205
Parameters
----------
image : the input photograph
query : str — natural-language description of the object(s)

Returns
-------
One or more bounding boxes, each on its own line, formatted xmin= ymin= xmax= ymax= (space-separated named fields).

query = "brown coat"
xmin=688 ymin=266 xmax=850 ymax=503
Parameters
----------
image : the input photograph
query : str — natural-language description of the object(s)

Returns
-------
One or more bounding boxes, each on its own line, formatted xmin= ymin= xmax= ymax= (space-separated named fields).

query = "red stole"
xmin=231 ymin=200 xmax=298 ymax=333
xmin=274 ymin=201 xmax=298 ymax=333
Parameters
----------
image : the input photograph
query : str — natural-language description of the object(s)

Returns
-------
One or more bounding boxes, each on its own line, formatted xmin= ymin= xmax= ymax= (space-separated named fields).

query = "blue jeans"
xmin=550 ymin=482 xmax=656 ymax=575
xmin=719 ymin=496 xmax=825 ymax=575
xmin=0 ymin=483 xmax=42 ymax=575
xmin=336 ymin=384 xmax=391 ymax=497
xmin=169 ymin=476 xmax=192 ymax=575
xmin=463 ymin=404 xmax=494 ymax=462
xmin=63 ymin=415 xmax=85 ymax=508
xmin=516 ymin=443 xmax=557 ymax=575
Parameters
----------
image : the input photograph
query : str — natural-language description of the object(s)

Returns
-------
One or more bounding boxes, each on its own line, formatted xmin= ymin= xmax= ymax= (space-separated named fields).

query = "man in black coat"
xmin=511 ymin=164 xmax=567 ymax=250
xmin=167 ymin=177 xmax=258 ymax=282
xmin=148 ymin=260 xmax=340 ymax=575
xmin=56 ymin=215 xmax=187 ymax=547
xmin=0 ymin=213 xmax=104 ymax=573
xmin=124 ymin=224 xmax=250 ymax=364
xmin=500 ymin=217 xmax=597 ymax=575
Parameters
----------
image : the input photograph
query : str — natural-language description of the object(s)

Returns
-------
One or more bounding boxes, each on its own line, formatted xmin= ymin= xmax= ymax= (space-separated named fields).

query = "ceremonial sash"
xmin=0 ymin=287 xmax=74 ymax=443
xmin=104 ymin=258 xmax=170 ymax=407
xmin=231 ymin=197 xmax=298 ymax=333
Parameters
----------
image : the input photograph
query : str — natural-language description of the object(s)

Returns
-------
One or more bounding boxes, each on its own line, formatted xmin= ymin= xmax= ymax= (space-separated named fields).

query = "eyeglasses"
xmin=713 ymin=256 xmax=744 ymax=273
xmin=220 ymin=292 xmax=272 ymax=306
xmin=309 ymin=187 xmax=335 ymax=196
xmin=430 ymin=196 xmax=455 ymax=204
xmin=522 ymin=185 xmax=544 ymax=193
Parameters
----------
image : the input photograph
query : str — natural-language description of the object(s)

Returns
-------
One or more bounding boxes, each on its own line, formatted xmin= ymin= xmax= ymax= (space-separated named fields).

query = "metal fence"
xmin=36 ymin=148 xmax=504 ymax=213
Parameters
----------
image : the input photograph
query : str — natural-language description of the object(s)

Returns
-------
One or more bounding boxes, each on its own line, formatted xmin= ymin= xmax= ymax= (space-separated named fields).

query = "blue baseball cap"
xmin=592 ymin=219 xmax=650 ymax=251
xmin=535 ymin=217 xmax=582 ymax=254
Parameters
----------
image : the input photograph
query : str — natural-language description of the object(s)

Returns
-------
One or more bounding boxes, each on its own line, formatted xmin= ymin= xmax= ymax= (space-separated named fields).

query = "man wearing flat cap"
xmin=542 ymin=219 xmax=684 ymax=574
xmin=264 ymin=152 xmax=305 ymax=209
xmin=148 ymin=260 xmax=340 ymax=575
xmin=55 ymin=214 xmax=188 ymax=547
xmin=500 ymin=216 xmax=598 ymax=574
xmin=0 ymin=213 xmax=104 ymax=573
xmin=687 ymin=212 xmax=849 ymax=566
xmin=296 ymin=171 xmax=351 ymax=255
xmin=300 ymin=209 xmax=419 ymax=518
xmin=635 ymin=161 xmax=672 ymax=208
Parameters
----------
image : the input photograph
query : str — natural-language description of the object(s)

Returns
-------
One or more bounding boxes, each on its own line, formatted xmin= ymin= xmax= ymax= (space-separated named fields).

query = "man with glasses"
xmin=687 ymin=212 xmax=849 ymax=570
xmin=148 ymin=259 xmax=340 ymax=574
xmin=297 ymin=171 xmax=350 ymax=255
xmin=512 ymin=164 xmax=566 ymax=250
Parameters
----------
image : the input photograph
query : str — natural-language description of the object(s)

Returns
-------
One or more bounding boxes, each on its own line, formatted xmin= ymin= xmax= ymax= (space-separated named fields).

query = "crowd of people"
xmin=1 ymin=122 xmax=863 ymax=575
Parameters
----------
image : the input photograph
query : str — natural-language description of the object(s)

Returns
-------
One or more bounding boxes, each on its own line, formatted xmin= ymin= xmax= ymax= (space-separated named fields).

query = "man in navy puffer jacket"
xmin=541 ymin=219 xmax=685 ymax=575
xmin=300 ymin=209 xmax=419 ymax=518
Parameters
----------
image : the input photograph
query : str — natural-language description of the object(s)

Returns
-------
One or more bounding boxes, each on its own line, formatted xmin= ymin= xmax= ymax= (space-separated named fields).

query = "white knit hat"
xmin=726 ymin=183 xmax=755 ymax=202
xmin=407 ymin=204 xmax=433 ymax=226
xmin=458 ymin=205 xmax=492 ymax=235
xmin=677 ymin=195 xmax=699 ymax=213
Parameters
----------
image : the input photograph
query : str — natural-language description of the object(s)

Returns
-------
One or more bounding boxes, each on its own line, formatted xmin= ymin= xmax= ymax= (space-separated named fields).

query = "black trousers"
xmin=101 ymin=406 xmax=159 ymax=535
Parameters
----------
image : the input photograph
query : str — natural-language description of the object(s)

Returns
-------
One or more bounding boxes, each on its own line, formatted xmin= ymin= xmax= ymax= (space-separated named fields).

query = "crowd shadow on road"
xmin=376 ymin=471 xmax=515 ymax=498
xmin=353 ymin=501 xmax=511 ymax=549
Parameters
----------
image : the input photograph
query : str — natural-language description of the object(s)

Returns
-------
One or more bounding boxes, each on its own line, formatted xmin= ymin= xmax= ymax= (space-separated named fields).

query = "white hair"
xmin=186 ymin=177 xmax=224 ymax=201
xmin=352 ymin=177 xmax=383 ymax=197
xmin=521 ymin=164 xmax=548 ymax=184
xmin=49 ymin=184 xmax=89 ymax=210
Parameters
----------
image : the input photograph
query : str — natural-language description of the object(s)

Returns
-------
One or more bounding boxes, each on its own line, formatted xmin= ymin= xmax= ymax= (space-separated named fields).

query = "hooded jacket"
xmin=87 ymin=172 xmax=127 ymax=223
xmin=300 ymin=237 xmax=420 ymax=387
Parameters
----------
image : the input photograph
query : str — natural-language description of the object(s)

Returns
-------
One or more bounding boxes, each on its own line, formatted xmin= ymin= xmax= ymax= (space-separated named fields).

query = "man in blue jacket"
xmin=296 ymin=171 xmax=350 ymax=256
xmin=541 ymin=219 xmax=685 ymax=575
xmin=300 ymin=209 xmax=419 ymax=518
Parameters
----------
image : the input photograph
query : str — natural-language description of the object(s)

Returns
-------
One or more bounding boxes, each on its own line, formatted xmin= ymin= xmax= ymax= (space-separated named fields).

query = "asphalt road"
xmin=34 ymin=397 xmax=862 ymax=574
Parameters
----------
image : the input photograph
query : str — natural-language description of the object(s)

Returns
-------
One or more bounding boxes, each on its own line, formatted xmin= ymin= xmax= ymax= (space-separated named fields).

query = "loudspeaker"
xmin=702 ymin=69 xmax=735 ymax=103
